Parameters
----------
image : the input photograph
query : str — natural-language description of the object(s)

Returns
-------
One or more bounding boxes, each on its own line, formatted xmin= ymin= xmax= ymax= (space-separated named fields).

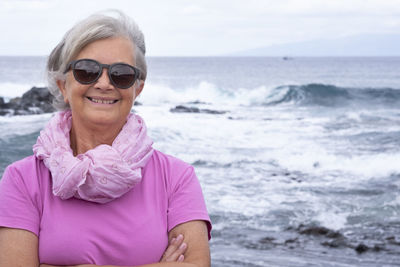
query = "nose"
xmin=94 ymin=68 xmax=114 ymax=90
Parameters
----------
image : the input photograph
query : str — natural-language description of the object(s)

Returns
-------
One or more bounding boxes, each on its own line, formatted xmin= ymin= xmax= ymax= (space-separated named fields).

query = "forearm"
xmin=41 ymin=263 xmax=199 ymax=267
xmin=107 ymin=263 xmax=198 ymax=267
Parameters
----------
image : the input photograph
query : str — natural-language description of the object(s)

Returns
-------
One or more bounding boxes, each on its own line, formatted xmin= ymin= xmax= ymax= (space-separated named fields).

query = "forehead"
xmin=75 ymin=37 xmax=136 ymax=65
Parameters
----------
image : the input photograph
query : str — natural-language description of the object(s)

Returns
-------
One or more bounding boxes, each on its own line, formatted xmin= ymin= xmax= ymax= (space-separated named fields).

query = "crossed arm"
xmin=0 ymin=220 xmax=210 ymax=267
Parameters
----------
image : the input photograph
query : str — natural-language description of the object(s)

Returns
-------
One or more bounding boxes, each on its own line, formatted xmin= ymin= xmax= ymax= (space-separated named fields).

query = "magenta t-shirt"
xmin=0 ymin=150 xmax=211 ymax=266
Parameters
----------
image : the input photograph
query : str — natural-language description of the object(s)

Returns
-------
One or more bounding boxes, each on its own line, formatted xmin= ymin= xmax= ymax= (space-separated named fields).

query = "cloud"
xmin=1 ymin=0 xmax=400 ymax=56
xmin=0 ymin=0 xmax=53 ymax=10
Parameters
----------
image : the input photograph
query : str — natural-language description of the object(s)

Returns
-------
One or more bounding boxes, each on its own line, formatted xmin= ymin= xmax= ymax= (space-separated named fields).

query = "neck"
xmin=70 ymin=119 xmax=125 ymax=156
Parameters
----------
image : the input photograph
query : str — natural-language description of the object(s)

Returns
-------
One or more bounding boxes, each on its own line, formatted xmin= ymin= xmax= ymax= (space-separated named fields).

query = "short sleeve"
xmin=0 ymin=164 xmax=41 ymax=236
xmin=167 ymin=165 xmax=212 ymax=239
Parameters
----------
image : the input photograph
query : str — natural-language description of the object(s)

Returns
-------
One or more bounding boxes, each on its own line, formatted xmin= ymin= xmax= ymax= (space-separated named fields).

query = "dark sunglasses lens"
xmin=110 ymin=64 xmax=136 ymax=88
xmin=73 ymin=60 xmax=100 ymax=84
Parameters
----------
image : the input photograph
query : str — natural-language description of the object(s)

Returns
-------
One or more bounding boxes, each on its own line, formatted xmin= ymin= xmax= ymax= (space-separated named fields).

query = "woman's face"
xmin=58 ymin=37 xmax=143 ymax=129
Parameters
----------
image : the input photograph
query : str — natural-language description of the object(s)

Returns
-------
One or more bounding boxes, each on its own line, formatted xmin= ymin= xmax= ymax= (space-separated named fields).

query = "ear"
xmin=56 ymin=80 xmax=69 ymax=104
xmin=134 ymin=80 xmax=145 ymax=98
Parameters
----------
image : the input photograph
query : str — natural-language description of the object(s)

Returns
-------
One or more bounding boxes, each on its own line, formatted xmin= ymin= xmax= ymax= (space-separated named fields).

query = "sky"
xmin=1 ymin=0 xmax=400 ymax=56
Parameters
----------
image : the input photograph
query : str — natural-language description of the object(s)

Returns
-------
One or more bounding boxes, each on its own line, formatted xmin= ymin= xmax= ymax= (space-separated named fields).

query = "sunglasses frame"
xmin=64 ymin=58 xmax=141 ymax=89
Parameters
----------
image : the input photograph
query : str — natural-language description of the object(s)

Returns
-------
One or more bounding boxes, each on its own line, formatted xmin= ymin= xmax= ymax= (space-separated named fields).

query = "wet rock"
xmin=187 ymin=100 xmax=208 ymax=105
xmin=7 ymin=97 xmax=21 ymax=108
xmin=372 ymin=244 xmax=384 ymax=252
xmin=227 ymin=116 xmax=246 ymax=120
xmin=285 ymin=223 xmax=396 ymax=255
xmin=298 ymin=225 xmax=343 ymax=239
xmin=20 ymin=87 xmax=53 ymax=111
xmin=291 ymin=177 xmax=302 ymax=183
xmin=259 ymin=236 xmax=276 ymax=244
xmin=386 ymin=236 xmax=400 ymax=245
xmin=0 ymin=87 xmax=55 ymax=116
xmin=170 ymin=105 xmax=227 ymax=114
xmin=355 ymin=243 xmax=369 ymax=253
xmin=244 ymin=237 xmax=277 ymax=250
xmin=192 ymin=160 xmax=208 ymax=166
xmin=0 ymin=109 xmax=11 ymax=116
xmin=284 ymin=238 xmax=298 ymax=245
xmin=321 ymin=239 xmax=347 ymax=248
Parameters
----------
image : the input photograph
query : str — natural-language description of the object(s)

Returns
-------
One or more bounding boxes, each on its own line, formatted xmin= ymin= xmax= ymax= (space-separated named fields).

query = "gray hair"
xmin=47 ymin=10 xmax=147 ymax=110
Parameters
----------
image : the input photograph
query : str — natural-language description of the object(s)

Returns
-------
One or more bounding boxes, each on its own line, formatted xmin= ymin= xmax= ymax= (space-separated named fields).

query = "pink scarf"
xmin=33 ymin=110 xmax=153 ymax=204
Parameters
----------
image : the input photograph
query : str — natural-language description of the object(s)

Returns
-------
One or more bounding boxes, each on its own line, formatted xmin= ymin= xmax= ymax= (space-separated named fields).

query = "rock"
xmin=0 ymin=87 xmax=55 ymax=116
xmin=298 ymin=225 xmax=343 ymax=239
xmin=259 ymin=236 xmax=276 ymax=244
xmin=321 ymin=239 xmax=347 ymax=248
xmin=355 ymin=243 xmax=369 ymax=253
xmin=8 ymin=97 xmax=21 ymax=107
xmin=170 ymin=105 xmax=227 ymax=114
xmin=386 ymin=236 xmax=400 ymax=245
xmin=0 ymin=97 xmax=4 ymax=105
xmin=0 ymin=109 xmax=11 ymax=116
xmin=372 ymin=244 xmax=384 ymax=252
xmin=187 ymin=100 xmax=208 ymax=105
xmin=243 ymin=237 xmax=277 ymax=250
xmin=192 ymin=160 xmax=208 ymax=166
xmin=21 ymin=87 xmax=55 ymax=113
xmin=284 ymin=238 xmax=298 ymax=245
xmin=171 ymin=105 xmax=200 ymax=113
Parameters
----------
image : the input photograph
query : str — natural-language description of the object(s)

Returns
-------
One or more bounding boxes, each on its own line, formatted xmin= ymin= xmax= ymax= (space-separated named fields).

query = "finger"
xmin=165 ymin=242 xmax=187 ymax=262
xmin=160 ymin=234 xmax=184 ymax=262
xmin=178 ymin=254 xmax=185 ymax=262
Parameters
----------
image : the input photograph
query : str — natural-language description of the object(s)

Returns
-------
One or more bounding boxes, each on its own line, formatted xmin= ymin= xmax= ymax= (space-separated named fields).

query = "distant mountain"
xmin=231 ymin=34 xmax=400 ymax=57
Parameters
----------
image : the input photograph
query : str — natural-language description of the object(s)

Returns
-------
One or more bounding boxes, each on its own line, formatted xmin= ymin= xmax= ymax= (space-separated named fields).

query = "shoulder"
xmin=0 ymin=156 xmax=45 ymax=236
xmin=144 ymin=150 xmax=197 ymax=193
xmin=1 ymin=155 xmax=49 ymax=195
xmin=3 ymin=155 xmax=46 ymax=179
xmin=149 ymin=150 xmax=193 ymax=172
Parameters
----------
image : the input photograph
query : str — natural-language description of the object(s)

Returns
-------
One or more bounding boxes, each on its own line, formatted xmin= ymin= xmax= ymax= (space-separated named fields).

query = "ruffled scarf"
xmin=33 ymin=110 xmax=153 ymax=204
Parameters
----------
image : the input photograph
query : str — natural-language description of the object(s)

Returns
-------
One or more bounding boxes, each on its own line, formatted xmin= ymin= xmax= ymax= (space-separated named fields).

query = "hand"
xmin=40 ymin=264 xmax=95 ymax=267
xmin=160 ymin=234 xmax=187 ymax=262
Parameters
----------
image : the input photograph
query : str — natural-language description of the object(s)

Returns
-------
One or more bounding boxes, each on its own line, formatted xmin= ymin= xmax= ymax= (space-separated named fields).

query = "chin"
xmin=86 ymin=112 xmax=127 ymax=127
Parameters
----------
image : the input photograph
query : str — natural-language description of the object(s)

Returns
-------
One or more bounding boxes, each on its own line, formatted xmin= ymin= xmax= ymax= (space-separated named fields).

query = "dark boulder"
xmin=299 ymin=226 xmax=343 ymax=239
xmin=355 ymin=243 xmax=369 ymax=253
xmin=170 ymin=105 xmax=227 ymax=114
xmin=0 ymin=87 xmax=55 ymax=116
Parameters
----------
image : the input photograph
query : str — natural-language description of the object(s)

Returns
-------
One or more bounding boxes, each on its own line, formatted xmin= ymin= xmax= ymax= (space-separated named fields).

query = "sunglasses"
xmin=64 ymin=58 xmax=141 ymax=89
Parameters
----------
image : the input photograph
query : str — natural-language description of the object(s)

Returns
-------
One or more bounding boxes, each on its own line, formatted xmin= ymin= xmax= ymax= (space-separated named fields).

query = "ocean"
xmin=1 ymin=56 xmax=400 ymax=266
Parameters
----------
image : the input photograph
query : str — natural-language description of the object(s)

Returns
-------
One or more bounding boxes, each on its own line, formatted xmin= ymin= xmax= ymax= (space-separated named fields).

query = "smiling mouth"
xmin=87 ymin=97 xmax=119 ymax=104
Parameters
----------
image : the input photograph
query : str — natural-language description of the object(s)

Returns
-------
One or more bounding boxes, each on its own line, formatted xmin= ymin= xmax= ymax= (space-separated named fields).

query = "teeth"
xmin=89 ymin=97 xmax=116 ymax=104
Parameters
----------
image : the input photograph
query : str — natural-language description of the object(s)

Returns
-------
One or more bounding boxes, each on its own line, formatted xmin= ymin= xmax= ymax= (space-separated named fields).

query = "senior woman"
xmin=0 ymin=10 xmax=211 ymax=267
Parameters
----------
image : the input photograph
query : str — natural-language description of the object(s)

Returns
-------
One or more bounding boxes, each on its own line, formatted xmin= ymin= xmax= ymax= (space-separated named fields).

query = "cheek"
xmin=125 ymin=89 xmax=136 ymax=103
xmin=63 ymin=81 xmax=88 ymax=105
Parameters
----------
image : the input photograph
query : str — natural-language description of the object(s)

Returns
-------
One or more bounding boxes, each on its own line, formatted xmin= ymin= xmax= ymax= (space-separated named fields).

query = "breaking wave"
xmin=262 ymin=83 xmax=400 ymax=107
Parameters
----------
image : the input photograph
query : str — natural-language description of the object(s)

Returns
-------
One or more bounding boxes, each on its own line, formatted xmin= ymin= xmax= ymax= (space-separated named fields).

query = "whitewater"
xmin=1 ymin=56 xmax=400 ymax=266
